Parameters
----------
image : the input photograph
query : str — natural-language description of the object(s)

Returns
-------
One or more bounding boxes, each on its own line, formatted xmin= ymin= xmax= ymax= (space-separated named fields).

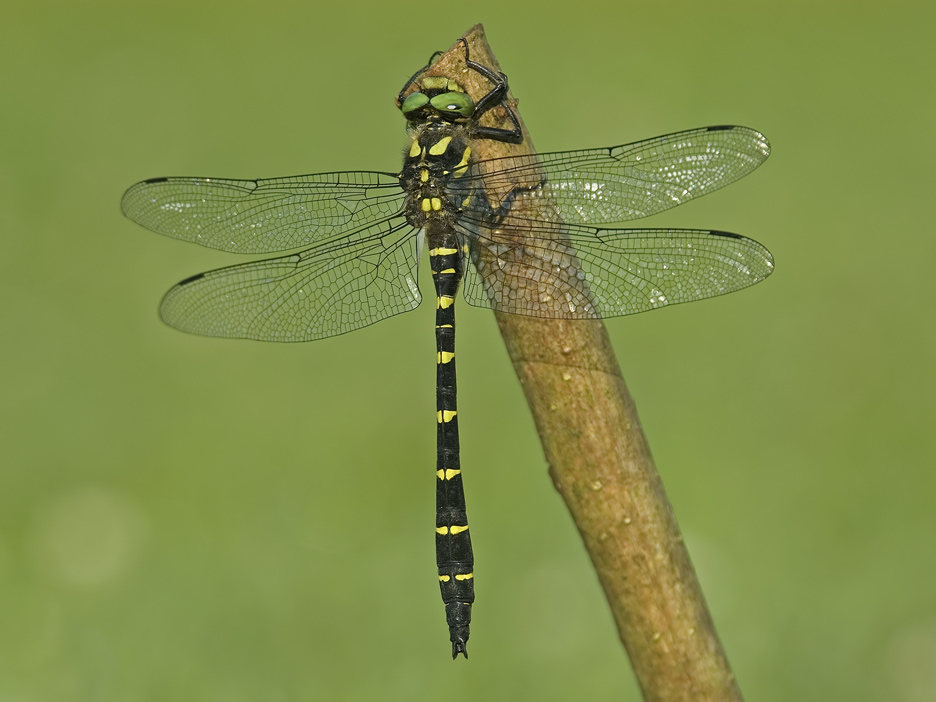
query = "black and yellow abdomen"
xmin=399 ymin=118 xmax=479 ymax=658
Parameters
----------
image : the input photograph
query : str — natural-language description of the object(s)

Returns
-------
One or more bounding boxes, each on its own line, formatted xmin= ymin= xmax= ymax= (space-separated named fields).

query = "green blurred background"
xmin=3 ymin=0 xmax=934 ymax=700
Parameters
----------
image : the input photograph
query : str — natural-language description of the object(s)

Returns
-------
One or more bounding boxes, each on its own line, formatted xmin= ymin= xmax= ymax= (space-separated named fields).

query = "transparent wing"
xmin=457 ymin=126 xmax=769 ymax=225
xmin=459 ymin=218 xmax=774 ymax=319
xmin=159 ymin=217 xmax=421 ymax=341
xmin=122 ymin=171 xmax=404 ymax=254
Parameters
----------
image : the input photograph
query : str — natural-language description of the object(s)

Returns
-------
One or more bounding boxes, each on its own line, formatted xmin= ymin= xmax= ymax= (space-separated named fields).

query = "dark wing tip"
xmin=708 ymin=229 xmax=744 ymax=240
xmin=708 ymin=229 xmax=776 ymax=276
xmin=176 ymin=272 xmax=206 ymax=286
xmin=121 ymin=177 xmax=169 ymax=218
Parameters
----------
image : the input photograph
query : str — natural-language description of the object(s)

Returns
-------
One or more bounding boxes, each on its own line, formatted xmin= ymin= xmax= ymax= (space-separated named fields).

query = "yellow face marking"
xmin=436 ymin=410 xmax=457 ymax=423
xmin=428 ymin=136 xmax=452 ymax=156
xmin=446 ymin=79 xmax=464 ymax=92
xmin=430 ymin=197 xmax=442 ymax=211
xmin=436 ymin=526 xmax=449 ymax=535
xmin=422 ymin=77 xmax=448 ymax=90
xmin=449 ymin=525 xmax=469 ymax=535
xmin=455 ymin=573 xmax=474 ymax=581
xmin=420 ymin=168 xmax=429 ymax=183
xmin=437 ymin=295 xmax=454 ymax=309
xmin=429 ymin=247 xmax=458 ymax=256
xmin=421 ymin=198 xmax=432 ymax=212
xmin=409 ymin=140 xmax=422 ymax=158
xmin=437 ymin=351 xmax=455 ymax=364
xmin=439 ymin=575 xmax=451 ymax=582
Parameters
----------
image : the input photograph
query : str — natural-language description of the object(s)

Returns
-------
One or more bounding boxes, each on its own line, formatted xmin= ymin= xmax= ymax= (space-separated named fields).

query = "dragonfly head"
xmin=400 ymin=76 xmax=475 ymax=124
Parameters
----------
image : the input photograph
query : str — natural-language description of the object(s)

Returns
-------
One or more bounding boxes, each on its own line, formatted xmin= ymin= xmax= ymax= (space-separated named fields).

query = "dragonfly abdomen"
xmin=429 ymin=227 xmax=474 ymax=659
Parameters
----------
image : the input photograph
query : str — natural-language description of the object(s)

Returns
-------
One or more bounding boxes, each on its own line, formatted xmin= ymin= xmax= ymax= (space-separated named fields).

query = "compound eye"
xmin=401 ymin=91 xmax=430 ymax=116
xmin=430 ymin=92 xmax=474 ymax=118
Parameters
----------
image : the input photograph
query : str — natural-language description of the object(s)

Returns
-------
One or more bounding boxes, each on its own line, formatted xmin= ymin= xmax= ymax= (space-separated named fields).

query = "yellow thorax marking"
xmin=420 ymin=168 xmax=429 ymax=183
xmin=430 ymin=197 xmax=442 ymax=211
xmin=428 ymin=136 xmax=452 ymax=156
xmin=421 ymin=198 xmax=432 ymax=212
xmin=452 ymin=146 xmax=471 ymax=177
xmin=436 ymin=295 xmax=454 ymax=309
xmin=437 ymin=351 xmax=455 ymax=364
xmin=409 ymin=140 xmax=422 ymax=158
xmin=429 ymin=247 xmax=458 ymax=256
xmin=436 ymin=410 xmax=457 ymax=423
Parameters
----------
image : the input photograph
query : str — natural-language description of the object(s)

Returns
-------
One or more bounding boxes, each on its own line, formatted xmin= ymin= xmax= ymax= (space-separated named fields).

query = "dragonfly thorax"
xmin=400 ymin=122 xmax=474 ymax=230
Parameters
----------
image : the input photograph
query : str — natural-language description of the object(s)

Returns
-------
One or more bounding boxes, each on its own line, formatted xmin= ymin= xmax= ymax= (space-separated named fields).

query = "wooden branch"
xmin=423 ymin=25 xmax=744 ymax=701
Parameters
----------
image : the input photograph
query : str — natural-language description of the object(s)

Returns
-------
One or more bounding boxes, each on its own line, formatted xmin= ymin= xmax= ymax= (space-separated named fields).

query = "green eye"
xmin=401 ymin=92 xmax=430 ymax=115
xmin=430 ymin=92 xmax=474 ymax=118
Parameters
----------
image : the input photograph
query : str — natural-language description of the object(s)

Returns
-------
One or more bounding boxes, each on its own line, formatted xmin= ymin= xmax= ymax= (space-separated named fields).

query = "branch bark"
xmin=420 ymin=25 xmax=744 ymax=701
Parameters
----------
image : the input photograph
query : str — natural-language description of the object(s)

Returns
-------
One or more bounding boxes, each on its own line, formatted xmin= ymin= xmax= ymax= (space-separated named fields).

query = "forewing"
xmin=460 ymin=219 xmax=773 ymax=319
xmin=122 ymin=171 xmax=404 ymax=253
xmin=159 ymin=218 xmax=421 ymax=341
xmin=460 ymin=126 xmax=770 ymax=225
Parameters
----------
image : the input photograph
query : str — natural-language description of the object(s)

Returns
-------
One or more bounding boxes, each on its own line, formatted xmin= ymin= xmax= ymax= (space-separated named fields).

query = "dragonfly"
xmin=121 ymin=40 xmax=773 ymax=659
